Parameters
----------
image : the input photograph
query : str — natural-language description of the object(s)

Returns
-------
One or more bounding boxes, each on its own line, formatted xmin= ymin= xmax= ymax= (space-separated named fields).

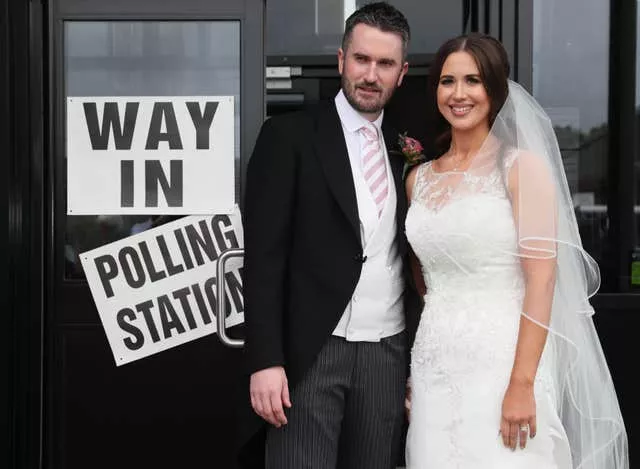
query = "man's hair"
xmin=342 ymin=2 xmax=411 ymax=58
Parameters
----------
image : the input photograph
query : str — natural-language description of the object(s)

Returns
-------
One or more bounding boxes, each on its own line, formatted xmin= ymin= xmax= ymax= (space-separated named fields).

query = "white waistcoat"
xmin=332 ymin=141 xmax=405 ymax=342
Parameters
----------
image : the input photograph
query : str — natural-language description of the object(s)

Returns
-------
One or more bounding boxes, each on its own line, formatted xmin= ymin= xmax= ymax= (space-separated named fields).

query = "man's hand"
xmin=250 ymin=366 xmax=292 ymax=427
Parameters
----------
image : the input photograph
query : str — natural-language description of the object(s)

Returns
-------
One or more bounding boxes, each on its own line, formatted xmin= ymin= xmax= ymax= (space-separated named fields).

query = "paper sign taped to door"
xmin=80 ymin=207 xmax=244 ymax=365
xmin=67 ymin=96 xmax=235 ymax=215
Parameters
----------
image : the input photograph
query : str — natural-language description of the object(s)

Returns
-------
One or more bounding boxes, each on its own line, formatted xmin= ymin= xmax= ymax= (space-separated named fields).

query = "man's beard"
xmin=342 ymin=76 xmax=396 ymax=114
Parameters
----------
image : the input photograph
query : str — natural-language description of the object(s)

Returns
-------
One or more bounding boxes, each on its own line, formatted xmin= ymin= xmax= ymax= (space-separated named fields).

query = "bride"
xmin=404 ymin=33 xmax=628 ymax=469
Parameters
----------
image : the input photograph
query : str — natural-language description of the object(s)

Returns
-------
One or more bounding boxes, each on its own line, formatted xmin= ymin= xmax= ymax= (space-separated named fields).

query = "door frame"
xmin=4 ymin=0 xmax=265 ymax=468
xmin=3 ymin=1 xmax=47 ymax=468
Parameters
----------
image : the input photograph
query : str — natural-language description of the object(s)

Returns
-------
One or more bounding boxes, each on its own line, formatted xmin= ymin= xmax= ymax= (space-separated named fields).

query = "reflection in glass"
xmin=64 ymin=21 xmax=240 ymax=279
xmin=533 ymin=0 xmax=611 ymax=287
xmin=265 ymin=0 xmax=463 ymax=56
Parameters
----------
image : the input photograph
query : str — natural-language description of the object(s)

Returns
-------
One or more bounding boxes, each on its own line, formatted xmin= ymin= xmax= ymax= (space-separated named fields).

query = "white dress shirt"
xmin=332 ymin=90 xmax=405 ymax=342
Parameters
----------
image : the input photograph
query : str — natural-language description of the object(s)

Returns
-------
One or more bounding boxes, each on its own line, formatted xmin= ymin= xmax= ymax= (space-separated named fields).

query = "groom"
xmin=238 ymin=3 xmax=420 ymax=468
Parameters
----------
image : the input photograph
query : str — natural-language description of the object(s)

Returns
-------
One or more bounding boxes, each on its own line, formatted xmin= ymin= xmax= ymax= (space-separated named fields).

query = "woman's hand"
xmin=500 ymin=379 xmax=537 ymax=450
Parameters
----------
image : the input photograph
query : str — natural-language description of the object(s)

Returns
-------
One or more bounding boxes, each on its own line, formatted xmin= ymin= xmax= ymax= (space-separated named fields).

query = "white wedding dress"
xmin=404 ymin=157 xmax=572 ymax=469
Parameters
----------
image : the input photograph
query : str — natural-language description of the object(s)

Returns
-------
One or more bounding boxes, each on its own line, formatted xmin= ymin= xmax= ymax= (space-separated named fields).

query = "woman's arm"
xmin=500 ymin=153 xmax=557 ymax=450
xmin=403 ymin=165 xmax=426 ymax=420
xmin=405 ymin=165 xmax=427 ymax=297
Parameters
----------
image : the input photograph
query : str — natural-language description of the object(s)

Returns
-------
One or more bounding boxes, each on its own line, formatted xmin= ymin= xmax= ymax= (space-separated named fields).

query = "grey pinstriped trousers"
xmin=265 ymin=331 xmax=408 ymax=469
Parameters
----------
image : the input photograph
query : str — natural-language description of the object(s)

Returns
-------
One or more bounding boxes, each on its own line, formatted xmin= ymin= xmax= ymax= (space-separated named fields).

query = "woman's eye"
xmin=440 ymin=78 xmax=453 ymax=85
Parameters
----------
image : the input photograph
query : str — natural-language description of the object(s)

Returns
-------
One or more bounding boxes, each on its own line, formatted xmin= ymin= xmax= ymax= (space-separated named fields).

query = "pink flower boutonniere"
xmin=398 ymin=132 xmax=426 ymax=166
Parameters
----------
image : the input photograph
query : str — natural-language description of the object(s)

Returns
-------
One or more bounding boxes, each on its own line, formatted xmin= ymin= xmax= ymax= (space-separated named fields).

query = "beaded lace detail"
xmin=412 ymin=152 xmax=517 ymax=213
xmin=403 ymin=151 xmax=560 ymax=468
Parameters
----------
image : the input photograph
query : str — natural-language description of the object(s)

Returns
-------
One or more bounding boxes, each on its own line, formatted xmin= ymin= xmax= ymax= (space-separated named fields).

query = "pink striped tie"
xmin=360 ymin=123 xmax=388 ymax=216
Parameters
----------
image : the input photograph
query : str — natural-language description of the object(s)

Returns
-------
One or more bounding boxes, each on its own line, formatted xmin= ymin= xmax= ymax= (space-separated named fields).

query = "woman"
xmin=404 ymin=33 xmax=628 ymax=468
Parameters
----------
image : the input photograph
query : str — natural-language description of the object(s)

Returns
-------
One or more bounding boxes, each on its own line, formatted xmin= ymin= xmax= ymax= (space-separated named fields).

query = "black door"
xmin=46 ymin=1 xmax=263 ymax=468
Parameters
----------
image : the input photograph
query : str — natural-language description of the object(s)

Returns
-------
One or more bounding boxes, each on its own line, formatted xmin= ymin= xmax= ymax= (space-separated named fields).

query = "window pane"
xmin=64 ymin=21 xmax=240 ymax=279
xmin=533 ymin=0 xmax=612 ymax=288
xmin=266 ymin=0 xmax=463 ymax=56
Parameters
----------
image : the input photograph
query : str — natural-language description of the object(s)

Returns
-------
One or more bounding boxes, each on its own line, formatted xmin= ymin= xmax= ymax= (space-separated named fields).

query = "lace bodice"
xmin=406 ymin=156 xmax=522 ymax=295
xmin=405 ymin=155 xmax=529 ymax=388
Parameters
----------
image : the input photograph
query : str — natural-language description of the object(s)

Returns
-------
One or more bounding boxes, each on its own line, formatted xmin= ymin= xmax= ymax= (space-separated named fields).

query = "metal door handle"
xmin=216 ymin=248 xmax=245 ymax=348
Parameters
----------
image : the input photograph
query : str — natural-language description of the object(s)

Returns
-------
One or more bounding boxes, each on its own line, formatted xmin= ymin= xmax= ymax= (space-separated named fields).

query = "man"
xmin=238 ymin=3 xmax=419 ymax=468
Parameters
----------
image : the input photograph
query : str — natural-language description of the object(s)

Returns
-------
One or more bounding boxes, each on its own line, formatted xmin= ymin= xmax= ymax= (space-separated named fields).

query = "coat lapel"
xmin=314 ymin=103 xmax=360 ymax=239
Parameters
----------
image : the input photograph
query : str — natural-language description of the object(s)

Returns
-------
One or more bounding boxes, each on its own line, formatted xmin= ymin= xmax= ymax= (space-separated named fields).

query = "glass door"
xmin=48 ymin=2 xmax=264 ymax=468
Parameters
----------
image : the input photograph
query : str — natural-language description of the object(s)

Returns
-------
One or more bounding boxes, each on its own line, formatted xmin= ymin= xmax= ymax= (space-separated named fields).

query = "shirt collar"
xmin=334 ymin=89 xmax=384 ymax=134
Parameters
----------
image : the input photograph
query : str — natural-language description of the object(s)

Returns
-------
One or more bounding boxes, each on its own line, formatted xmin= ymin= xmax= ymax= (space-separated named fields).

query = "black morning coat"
xmin=236 ymin=99 xmax=422 ymax=468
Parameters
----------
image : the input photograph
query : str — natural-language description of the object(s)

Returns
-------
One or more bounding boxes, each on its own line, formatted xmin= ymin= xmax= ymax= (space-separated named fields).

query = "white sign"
xmin=67 ymin=96 xmax=235 ymax=215
xmin=80 ymin=208 xmax=244 ymax=365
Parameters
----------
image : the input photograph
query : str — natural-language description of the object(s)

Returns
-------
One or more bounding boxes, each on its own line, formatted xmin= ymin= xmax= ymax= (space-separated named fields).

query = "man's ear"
xmin=337 ymin=48 xmax=345 ymax=75
xmin=397 ymin=61 xmax=409 ymax=87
